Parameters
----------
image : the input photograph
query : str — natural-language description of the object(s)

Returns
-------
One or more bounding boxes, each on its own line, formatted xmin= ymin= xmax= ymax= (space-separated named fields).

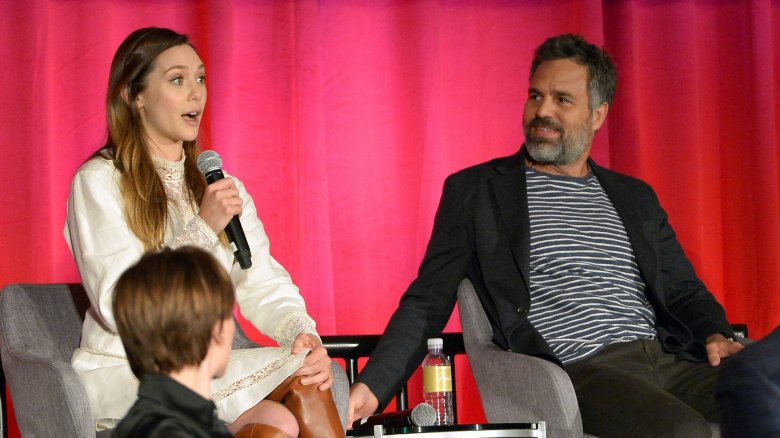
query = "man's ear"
xmin=211 ymin=320 xmax=229 ymax=345
xmin=591 ymin=102 xmax=609 ymax=131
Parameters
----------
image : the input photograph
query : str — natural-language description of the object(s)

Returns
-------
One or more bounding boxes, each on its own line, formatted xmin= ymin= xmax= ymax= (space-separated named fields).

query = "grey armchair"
xmin=457 ymin=278 xmax=584 ymax=438
xmin=0 ymin=283 xmax=349 ymax=437
xmin=457 ymin=278 xmax=722 ymax=438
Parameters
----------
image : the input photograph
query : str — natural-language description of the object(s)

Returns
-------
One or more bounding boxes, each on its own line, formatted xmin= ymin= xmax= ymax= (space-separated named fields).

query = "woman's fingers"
xmin=291 ymin=333 xmax=318 ymax=354
xmin=199 ymin=177 xmax=243 ymax=232
xmin=295 ymin=346 xmax=330 ymax=376
xmin=290 ymin=333 xmax=333 ymax=390
xmin=294 ymin=346 xmax=333 ymax=387
xmin=317 ymin=372 xmax=334 ymax=391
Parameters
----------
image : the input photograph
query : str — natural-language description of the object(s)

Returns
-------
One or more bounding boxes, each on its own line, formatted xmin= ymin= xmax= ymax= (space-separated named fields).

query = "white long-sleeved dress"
xmin=64 ymin=154 xmax=317 ymax=429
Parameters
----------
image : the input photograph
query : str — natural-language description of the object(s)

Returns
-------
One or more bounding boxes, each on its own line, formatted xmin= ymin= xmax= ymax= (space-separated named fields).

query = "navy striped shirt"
xmin=526 ymin=167 xmax=656 ymax=364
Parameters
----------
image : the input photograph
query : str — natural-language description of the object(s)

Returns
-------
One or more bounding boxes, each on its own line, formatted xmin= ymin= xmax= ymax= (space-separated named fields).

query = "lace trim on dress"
xmin=274 ymin=312 xmax=318 ymax=348
xmin=152 ymin=153 xmax=196 ymax=220
xmin=171 ymin=216 xmax=219 ymax=249
xmin=151 ymin=153 xmax=185 ymax=185
xmin=76 ymin=346 xmax=126 ymax=360
xmin=75 ymin=348 xmax=139 ymax=384
xmin=151 ymin=153 xmax=217 ymax=247
xmin=212 ymin=352 xmax=298 ymax=402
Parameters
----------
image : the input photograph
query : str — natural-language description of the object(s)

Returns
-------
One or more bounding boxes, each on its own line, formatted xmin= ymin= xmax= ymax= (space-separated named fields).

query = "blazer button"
xmin=516 ymin=307 xmax=528 ymax=316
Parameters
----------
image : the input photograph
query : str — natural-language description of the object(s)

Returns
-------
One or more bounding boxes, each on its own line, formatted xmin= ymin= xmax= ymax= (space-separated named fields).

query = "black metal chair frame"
xmin=321 ymin=332 xmax=464 ymax=423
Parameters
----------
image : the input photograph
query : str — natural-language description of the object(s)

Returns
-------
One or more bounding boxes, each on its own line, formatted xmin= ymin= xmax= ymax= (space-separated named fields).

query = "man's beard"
xmin=524 ymin=116 xmax=592 ymax=166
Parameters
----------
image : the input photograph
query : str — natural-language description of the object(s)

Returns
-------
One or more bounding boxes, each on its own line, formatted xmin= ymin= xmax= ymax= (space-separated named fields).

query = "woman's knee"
xmin=253 ymin=400 xmax=300 ymax=437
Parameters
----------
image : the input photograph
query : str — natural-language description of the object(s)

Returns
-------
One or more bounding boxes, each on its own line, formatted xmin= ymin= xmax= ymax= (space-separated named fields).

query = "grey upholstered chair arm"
xmin=2 ymin=351 xmax=94 ymax=437
xmin=468 ymin=343 xmax=583 ymax=438
xmin=231 ymin=320 xmax=261 ymax=350
xmin=457 ymin=277 xmax=583 ymax=438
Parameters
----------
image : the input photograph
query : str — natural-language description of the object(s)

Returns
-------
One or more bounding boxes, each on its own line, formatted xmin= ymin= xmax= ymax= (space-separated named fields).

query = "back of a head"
xmin=530 ymin=33 xmax=617 ymax=110
xmin=113 ymin=246 xmax=235 ymax=378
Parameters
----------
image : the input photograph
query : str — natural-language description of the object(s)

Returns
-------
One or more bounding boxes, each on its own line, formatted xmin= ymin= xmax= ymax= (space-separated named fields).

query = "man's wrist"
xmin=706 ymin=333 xmax=734 ymax=343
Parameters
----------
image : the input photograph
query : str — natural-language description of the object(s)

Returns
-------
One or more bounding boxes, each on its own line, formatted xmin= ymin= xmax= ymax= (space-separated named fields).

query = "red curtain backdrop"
xmin=1 ymin=0 xmax=779 ymax=435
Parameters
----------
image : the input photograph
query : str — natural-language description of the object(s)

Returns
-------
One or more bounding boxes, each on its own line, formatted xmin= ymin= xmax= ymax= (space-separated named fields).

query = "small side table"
xmin=347 ymin=422 xmax=547 ymax=438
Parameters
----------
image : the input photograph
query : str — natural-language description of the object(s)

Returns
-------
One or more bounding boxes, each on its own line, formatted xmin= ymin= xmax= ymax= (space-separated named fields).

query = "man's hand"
xmin=348 ymin=382 xmax=380 ymax=427
xmin=705 ymin=333 xmax=744 ymax=366
xmin=291 ymin=333 xmax=333 ymax=391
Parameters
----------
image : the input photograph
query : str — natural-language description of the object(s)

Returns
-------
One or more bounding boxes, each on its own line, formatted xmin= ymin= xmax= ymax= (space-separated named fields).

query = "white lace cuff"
xmin=273 ymin=312 xmax=318 ymax=348
xmin=171 ymin=215 xmax=219 ymax=249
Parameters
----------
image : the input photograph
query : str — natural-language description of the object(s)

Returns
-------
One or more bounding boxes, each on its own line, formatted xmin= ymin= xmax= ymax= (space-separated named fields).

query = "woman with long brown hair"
xmin=64 ymin=27 xmax=343 ymax=437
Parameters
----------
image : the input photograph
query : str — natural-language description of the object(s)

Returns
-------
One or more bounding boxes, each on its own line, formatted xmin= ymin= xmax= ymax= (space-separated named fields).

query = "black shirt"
xmin=112 ymin=373 xmax=233 ymax=438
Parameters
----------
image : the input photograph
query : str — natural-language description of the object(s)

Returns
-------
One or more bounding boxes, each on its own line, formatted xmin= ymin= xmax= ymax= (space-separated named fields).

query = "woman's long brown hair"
xmin=94 ymin=27 xmax=211 ymax=250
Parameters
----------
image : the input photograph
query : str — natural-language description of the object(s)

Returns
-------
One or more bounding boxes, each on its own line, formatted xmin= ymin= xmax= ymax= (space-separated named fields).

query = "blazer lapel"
xmin=486 ymin=151 xmax=660 ymax=302
xmin=490 ymin=151 xmax=532 ymax=296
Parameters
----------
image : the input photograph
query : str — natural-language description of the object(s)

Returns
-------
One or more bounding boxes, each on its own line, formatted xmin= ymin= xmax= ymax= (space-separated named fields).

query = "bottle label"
xmin=423 ymin=366 xmax=452 ymax=392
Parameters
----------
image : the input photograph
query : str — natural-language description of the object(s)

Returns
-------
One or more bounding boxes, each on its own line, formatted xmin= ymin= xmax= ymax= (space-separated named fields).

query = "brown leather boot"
xmin=235 ymin=423 xmax=294 ymax=438
xmin=266 ymin=375 xmax=345 ymax=438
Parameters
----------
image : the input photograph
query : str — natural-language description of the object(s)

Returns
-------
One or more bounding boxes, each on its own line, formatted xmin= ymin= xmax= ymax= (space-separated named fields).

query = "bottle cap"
xmin=427 ymin=338 xmax=443 ymax=348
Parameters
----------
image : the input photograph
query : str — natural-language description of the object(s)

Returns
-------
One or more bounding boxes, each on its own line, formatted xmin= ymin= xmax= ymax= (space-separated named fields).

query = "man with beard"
xmin=348 ymin=34 xmax=742 ymax=438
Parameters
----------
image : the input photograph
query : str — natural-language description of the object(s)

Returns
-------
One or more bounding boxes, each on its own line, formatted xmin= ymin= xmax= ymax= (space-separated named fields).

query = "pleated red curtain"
xmin=1 ymin=1 xmax=778 ymax=434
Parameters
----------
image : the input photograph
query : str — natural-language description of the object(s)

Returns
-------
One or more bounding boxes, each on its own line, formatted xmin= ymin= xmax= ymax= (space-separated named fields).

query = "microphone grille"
xmin=410 ymin=403 xmax=438 ymax=427
xmin=197 ymin=150 xmax=222 ymax=175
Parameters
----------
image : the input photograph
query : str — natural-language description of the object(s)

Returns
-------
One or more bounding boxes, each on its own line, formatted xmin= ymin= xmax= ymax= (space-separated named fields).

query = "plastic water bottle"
xmin=422 ymin=338 xmax=454 ymax=425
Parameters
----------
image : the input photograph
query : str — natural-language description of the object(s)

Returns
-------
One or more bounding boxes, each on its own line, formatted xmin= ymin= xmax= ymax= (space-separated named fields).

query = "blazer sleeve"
xmin=357 ymin=173 xmax=473 ymax=408
xmin=643 ymin=186 xmax=733 ymax=342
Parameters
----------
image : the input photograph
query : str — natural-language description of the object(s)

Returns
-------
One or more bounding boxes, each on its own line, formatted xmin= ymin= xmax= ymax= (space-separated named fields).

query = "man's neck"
xmin=525 ymin=157 xmax=590 ymax=177
xmin=168 ymin=366 xmax=213 ymax=400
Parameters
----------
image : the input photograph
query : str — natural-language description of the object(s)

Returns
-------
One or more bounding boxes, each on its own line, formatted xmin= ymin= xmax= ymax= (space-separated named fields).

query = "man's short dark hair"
xmin=113 ymin=246 xmax=235 ymax=378
xmin=530 ymin=34 xmax=617 ymax=110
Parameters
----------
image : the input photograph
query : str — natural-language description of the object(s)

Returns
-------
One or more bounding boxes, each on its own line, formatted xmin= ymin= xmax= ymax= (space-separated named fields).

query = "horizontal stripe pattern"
xmin=526 ymin=168 xmax=656 ymax=364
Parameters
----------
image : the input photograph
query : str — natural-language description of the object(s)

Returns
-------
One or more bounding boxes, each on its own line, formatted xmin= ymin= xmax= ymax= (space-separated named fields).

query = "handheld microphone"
xmin=351 ymin=403 xmax=437 ymax=431
xmin=196 ymin=150 xmax=252 ymax=269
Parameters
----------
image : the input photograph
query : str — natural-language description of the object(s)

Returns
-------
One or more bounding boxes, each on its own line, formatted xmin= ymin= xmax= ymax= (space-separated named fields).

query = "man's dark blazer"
xmin=357 ymin=147 xmax=734 ymax=407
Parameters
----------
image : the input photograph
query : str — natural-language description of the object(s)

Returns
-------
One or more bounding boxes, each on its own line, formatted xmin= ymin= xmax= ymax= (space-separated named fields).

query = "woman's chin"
xmin=180 ymin=131 xmax=200 ymax=142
